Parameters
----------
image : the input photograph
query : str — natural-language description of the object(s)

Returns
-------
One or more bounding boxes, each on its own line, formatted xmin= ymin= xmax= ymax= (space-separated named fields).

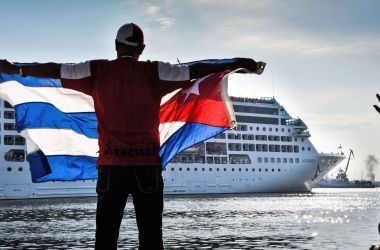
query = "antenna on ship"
xmin=271 ymin=70 xmax=275 ymax=98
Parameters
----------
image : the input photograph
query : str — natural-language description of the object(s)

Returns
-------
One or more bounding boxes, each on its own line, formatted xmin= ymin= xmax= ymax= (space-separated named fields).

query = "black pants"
xmin=95 ymin=165 xmax=164 ymax=250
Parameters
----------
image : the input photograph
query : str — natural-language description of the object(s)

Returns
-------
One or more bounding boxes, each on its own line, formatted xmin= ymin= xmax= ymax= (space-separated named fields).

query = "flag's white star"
xmin=181 ymin=76 xmax=207 ymax=102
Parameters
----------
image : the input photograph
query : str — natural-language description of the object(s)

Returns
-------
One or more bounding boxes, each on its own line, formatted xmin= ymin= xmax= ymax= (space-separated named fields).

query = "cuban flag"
xmin=0 ymin=60 xmax=238 ymax=183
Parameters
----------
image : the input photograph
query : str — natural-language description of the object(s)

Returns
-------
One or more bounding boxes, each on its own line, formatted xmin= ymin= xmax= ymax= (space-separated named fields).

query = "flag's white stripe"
xmin=159 ymin=121 xmax=186 ymax=146
xmin=25 ymin=137 xmax=40 ymax=154
xmin=160 ymin=88 xmax=181 ymax=105
xmin=0 ymin=81 xmax=94 ymax=113
xmin=21 ymin=129 xmax=99 ymax=157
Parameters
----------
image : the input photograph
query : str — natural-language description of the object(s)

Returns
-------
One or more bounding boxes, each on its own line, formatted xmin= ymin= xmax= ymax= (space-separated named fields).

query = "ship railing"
xmin=230 ymin=96 xmax=278 ymax=105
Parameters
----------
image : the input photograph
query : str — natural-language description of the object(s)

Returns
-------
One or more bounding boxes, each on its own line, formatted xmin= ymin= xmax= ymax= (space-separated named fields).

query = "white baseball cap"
xmin=116 ymin=23 xmax=144 ymax=46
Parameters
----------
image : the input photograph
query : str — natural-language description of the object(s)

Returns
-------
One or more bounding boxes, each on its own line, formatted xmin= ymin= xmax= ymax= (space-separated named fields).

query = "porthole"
xmin=272 ymin=169 xmax=274 ymax=172
xmin=194 ymin=168 xmax=198 ymax=171
xmin=187 ymin=168 xmax=190 ymax=171
xmin=7 ymin=167 xmax=11 ymax=171
xmin=301 ymin=138 xmax=305 ymax=142
xmin=308 ymin=147 xmax=311 ymax=151
xmin=295 ymin=138 xmax=298 ymax=142
xmin=238 ymin=168 xmax=241 ymax=172
xmin=245 ymin=168 xmax=248 ymax=172
xmin=252 ymin=168 xmax=255 ymax=171
xmin=18 ymin=167 xmax=23 ymax=171
xmin=281 ymin=128 xmax=284 ymax=132
xmin=256 ymin=127 xmax=259 ymax=131
xmin=263 ymin=127 xmax=266 ymax=131
xmin=259 ymin=168 xmax=262 ymax=172
xmin=288 ymin=129 xmax=291 ymax=132
xmin=202 ymin=168 xmax=205 ymax=171
xmin=232 ymin=168 xmax=235 ymax=171
xmin=269 ymin=127 xmax=272 ymax=131
xmin=250 ymin=126 xmax=253 ymax=131
xmin=209 ymin=168 xmax=212 ymax=171
xmin=171 ymin=168 xmax=174 ymax=171
xmin=265 ymin=168 xmax=268 ymax=172
xmin=275 ymin=128 xmax=278 ymax=132
xmin=179 ymin=168 xmax=182 ymax=171
xmin=302 ymin=147 xmax=305 ymax=151
xmin=278 ymin=168 xmax=281 ymax=172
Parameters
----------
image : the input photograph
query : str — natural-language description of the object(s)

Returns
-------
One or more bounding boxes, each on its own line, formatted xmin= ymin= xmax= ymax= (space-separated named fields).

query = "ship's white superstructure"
xmin=0 ymin=97 xmax=344 ymax=199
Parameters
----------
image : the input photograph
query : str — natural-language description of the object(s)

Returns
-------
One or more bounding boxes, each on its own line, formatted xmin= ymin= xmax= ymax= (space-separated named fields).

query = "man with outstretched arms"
xmin=0 ymin=23 xmax=265 ymax=249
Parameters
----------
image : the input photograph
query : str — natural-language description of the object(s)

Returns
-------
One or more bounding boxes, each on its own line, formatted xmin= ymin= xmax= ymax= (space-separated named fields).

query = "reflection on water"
xmin=0 ymin=189 xmax=379 ymax=249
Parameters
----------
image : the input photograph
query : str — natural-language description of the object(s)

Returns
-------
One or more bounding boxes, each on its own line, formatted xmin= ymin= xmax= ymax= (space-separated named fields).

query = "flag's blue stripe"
xmin=159 ymin=122 xmax=228 ymax=167
xmin=184 ymin=58 xmax=239 ymax=66
xmin=28 ymin=151 xmax=98 ymax=183
xmin=15 ymin=102 xmax=98 ymax=138
xmin=0 ymin=73 xmax=62 ymax=87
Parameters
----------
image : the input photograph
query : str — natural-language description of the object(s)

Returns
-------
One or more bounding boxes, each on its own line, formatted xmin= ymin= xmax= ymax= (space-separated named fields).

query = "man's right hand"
xmin=235 ymin=58 xmax=266 ymax=75
xmin=0 ymin=60 xmax=17 ymax=75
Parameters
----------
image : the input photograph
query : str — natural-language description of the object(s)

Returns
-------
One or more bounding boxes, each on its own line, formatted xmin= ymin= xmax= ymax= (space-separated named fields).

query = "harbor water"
xmin=0 ymin=188 xmax=379 ymax=249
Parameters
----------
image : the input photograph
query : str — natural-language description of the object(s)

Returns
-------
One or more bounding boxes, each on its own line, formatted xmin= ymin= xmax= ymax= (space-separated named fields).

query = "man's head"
xmin=115 ymin=23 xmax=145 ymax=59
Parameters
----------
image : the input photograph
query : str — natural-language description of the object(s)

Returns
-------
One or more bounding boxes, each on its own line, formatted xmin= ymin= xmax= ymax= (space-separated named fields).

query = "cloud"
xmin=144 ymin=4 xmax=174 ymax=29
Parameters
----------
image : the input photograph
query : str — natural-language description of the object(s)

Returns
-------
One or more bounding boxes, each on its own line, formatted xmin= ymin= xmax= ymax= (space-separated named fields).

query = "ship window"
xmin=252 ymin=168 xmax=255 ymax=171
xmin=295 ymin=158 xmax=300 ymax=163
xmin=232 ymin=168 xmax=235 ymax=171
xmin=257 ymin=157 xmax=262 ymax=163
xmin=202 ymin=168 xmax=205 ymax=171
xmin=4 ymin=111 xmax=15 ymax=119
xmin=186 ymin=168 xmax=189 ymax=171
xmin=294 ymin=146 xmax=299 ymax=153
xmin=238 ymin=168 xmax=241 ymax=172
xmin=15 ymin=136 xmax=25 ymax=145
xmin=264 ymin=157 xmax=268 ymax=163
xmin=179 ymin=168 xmax=182 ymax=171
xmin=281 ymin=145 xmax=287 ymax=152
xmin=206 ymin=142 xmax=227 ymax=155
xmin=246 ymin=168 xmax=248 ymax=172
xmin=4 ymin=149 xmax=25 ymax=162
xmin=224 ymin=168 xmax=226 ymax=171
xmin=207 ymin=157 xmax=213 ymax=164
xmin=269 ymin=127 xmax=272 ymax=131
xmin=289 ymin=158 xmax=294 ymax=163
xmin=7 ymin=167 xmax=11 ymax=171
xmin=4 ymin=123 xmax=16 ymax=130
xmin=4 ymin=101 xmax=13 ymax=108
xmin=214 ymin=157 xmax=221 ymax=164
xmin=250 ymin=126 xmax=253 ymax=131
xmin=209 ymin=168 xmax=212 ymax=171
xmin=214 ymin=133 xmax=226 ymax=139
xmin=287 ymin=146 xmax=293 ymax=153
xmin=301 ymin=138 xmax=305 ymax=142
xmin=262 ymin=144 xmax=268 ymax=152
xmin=277 ymin=158 xmax=281 ymax=163
xmin=171 ymin=168 xmax=174 ymax=171
xmin=259 ymin=168 xmax=262 ymax=172
xmin=18 ymin=167 xmax=23 ymax=171
xmin=249 ymin=144 xmax=255 ymax=151
xmin=283 ymin=158 xmax=287 ymax=163
xmin=278 ymin=168 xmax=281 ymax=172
xmin=194 ymin=168 xmax=197 ymax=171
xmin=274 ymin=136 xmax=280 ymax=141
xmin=263 ymin=127 xmax=266 ymax=131
xmin=295 ymin=138 xmax=297 ymax=142
xmin=270 ymin=158 xmax=275 ymax=163
xmin=256 ymin=127 xmax=259 ymax=131
xmin=275 ymin=145 xmax=281 ymax=152
xmin=308 ymin=147 xmax=311 ymax=151
xmin=288 ymin=129 xmax=291 ymax=132
xmin=269 ymin=145 xmax=275 ymax=152
xmin=275 ymin=128 xmax=278 ymax=132
xmin=272 ymin=168 xmax=274 ymax=172
xmin=221 ymin=157 xmax=227 ymax=164
xmin=4 ymin=135 xmax=15 ymax=145
xmin=216 ymin=168 xmax=220 ymax=171
xmin=268 ymin=135 xmax=274 ymax=141
xmin=230 ymin=154 xmax=251 ymax=164
xmin=281 ymin=128 xmax=284 ymax=132
xmin=302 ymin=147 xmax=305 ymax=151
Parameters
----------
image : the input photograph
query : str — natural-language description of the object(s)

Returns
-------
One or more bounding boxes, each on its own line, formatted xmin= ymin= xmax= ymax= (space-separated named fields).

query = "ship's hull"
xmin=0 ymin=154 xmax=344 ymax=199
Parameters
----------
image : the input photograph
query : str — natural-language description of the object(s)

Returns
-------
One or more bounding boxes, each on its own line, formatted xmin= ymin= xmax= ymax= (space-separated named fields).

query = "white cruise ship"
xmin=0 ymin=96 xmax=344 ymax=199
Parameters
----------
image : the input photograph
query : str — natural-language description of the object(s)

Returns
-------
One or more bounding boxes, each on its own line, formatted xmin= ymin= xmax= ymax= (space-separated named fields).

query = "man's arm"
xmin=0 ymin=60 xmax=60 ymax=79
xmin=188 ymin=58 xmax=265 ymax=79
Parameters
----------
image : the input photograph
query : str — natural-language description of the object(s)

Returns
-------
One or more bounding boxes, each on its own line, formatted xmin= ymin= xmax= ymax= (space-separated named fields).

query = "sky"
xmin=1 ymin=0 xmax=379 ymax=180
